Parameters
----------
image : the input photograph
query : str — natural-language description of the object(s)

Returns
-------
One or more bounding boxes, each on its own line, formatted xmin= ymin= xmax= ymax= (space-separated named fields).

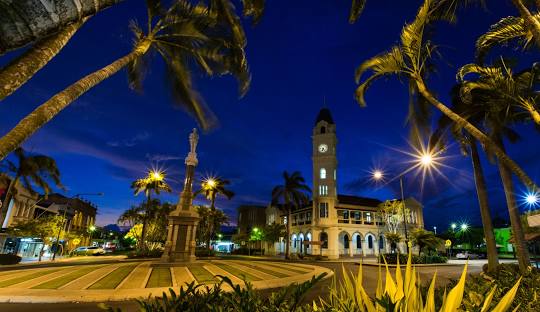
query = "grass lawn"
xmin=261 ymin=262 xmax=312 ymax=275
xmin=214 ymin=263 xmax=262 ymax=282
xmin=0 ymin=269 xmax=63 ymax=288
xmin=189 ymin=266 xmax=218 ymax=284
xmin=238 ymin=263 xmax=289 ymax=278
xmin=88 ymin=264 xmax=138 ymax=289
xmin=32 ymin=266 xmax=101 ymax=289
xmin=146 ymin=267 xmax=172 ymax=288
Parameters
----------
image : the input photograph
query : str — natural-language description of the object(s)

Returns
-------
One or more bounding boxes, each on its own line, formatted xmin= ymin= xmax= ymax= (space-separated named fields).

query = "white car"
xmin=455 ymin=251 xmax=479 ymax=260
xmin=73 ymin=246 xmax=106 ymax=256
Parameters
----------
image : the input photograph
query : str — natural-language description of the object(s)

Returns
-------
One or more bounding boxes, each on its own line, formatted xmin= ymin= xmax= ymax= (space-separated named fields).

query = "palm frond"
xmin=241 ymin=0 xmax=265 ymax=25
xmin=476 ymin=15 xmax=534 ymax=63
xmin=355 ymin=47 xmax=406 ymax=106
xmin=349 ymin=0 xmax=367 ymax=24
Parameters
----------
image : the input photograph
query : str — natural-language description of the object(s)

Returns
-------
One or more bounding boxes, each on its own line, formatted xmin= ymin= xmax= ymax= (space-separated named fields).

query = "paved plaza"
xmin=0 ymin=259 xmax=332 ymax=303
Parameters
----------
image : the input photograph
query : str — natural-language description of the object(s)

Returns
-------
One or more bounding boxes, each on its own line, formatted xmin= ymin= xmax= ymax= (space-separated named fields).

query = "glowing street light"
xmin=150 ymin=170 xmax=164 ymax=181
xmin=461 ymin=223 xmax=469 ymax=231
xmin=419 ymin=152 xmax=433 ymax=167
xmin=373 ymin=170 xmax=383 ymax=180
xmin=451 ymin=223 xmax=456 ymax=231
xmin=525 ymin=191 xmax=539 ymax=208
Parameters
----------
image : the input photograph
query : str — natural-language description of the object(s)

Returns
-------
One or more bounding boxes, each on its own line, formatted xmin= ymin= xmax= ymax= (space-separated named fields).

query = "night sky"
xmin=1 ymin=0 xmax=539 ymax=230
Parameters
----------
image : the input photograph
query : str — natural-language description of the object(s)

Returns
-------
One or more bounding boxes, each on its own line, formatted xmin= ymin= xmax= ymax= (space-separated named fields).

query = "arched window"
xmin=367 ymin=235 xmax=373 ymax=249
xmin=320 ymin=232 xmax=328 ymax=249
xmin=379 ymin=236 xmax=384 ymax=250
xmin=320 ymin=168 xmax=326 ymax=179
xmin=356 ymin=235 xmax=362 ymax=249
xmin=321 ymin=126 xmax=326 ymax=134
xmin=344 ymin=235 xmax=349 ymax=249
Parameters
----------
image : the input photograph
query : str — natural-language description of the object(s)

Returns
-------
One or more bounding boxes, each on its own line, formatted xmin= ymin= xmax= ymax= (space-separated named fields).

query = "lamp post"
xmin=372 ymin=151 xmax=436 ymax=254
xmin=52 ymin=192 xmax=103 ymax=260
xmin=88 ymin=225 xmax=96 ymax=246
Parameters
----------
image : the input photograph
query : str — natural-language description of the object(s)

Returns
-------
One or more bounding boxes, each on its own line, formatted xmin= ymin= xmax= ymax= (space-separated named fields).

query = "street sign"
xmin=445 ymin=239 xmax=452 ymax=247
xmin=72 ymin=238 xmax=81 ymax=245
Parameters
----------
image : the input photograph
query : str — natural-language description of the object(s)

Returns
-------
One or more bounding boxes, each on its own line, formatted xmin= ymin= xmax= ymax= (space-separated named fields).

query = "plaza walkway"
xmin=0 ymin=259 xmax=332 ymax=303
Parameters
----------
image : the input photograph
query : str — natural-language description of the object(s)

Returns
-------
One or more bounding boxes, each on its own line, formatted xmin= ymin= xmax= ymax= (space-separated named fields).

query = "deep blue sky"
xmin=1 ymin=0 xmax=539 ymax=230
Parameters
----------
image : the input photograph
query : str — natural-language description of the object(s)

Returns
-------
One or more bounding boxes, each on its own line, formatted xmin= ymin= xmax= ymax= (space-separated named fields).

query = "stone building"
xmin=266 ymin=108 xmax=424 ymax=259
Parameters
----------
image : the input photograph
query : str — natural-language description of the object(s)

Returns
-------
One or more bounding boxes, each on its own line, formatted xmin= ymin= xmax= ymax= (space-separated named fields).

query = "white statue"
xmin=185 ymin=128 xmax=199 ymax=166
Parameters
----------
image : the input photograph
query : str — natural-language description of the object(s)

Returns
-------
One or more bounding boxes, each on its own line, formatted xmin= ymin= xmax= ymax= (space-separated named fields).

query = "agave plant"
xmin=318 ymin=250 xmax=522 ymax=312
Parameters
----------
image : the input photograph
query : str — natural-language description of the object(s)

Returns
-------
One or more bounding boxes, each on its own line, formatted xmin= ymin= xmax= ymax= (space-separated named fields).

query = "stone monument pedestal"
xmin=161 ymin=128 xmax=200 ymax=263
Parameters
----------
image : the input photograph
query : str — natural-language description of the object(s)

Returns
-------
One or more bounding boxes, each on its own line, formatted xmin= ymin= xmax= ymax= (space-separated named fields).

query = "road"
xmin=0 ymin=259 xmax=477 ymax=312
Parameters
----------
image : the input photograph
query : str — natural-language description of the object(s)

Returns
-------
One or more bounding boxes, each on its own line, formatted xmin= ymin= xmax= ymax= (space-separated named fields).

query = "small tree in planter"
xmin=385 ymin=232 xmax=402 ymax=254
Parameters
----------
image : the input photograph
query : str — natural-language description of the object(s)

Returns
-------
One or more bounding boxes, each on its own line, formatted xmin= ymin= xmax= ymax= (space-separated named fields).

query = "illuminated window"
xmin=334 ymin=169 xmax=336 ymax=180
xmin=320 ymin=168 xmax=326 ymax=179
xmin=320 ymin=232 xmax=328 ymax=248
xmin=319 ymin=185 xmax=328 ymax=196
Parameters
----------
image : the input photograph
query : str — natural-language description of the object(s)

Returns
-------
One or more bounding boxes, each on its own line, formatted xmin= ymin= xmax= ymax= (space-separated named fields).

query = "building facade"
xmin=267 ymin=108 xmax=424 ymax=259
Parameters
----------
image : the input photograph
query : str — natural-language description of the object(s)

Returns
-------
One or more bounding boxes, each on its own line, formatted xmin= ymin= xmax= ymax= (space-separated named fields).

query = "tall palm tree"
xmin=131 ymin=170 xmax=171 ymax=249
xmin=194 ymin=177 xmax=234 ymax=248
xmin=271 ymin=171 xmax=311 ymax=259
xmin=0 ymin=147 xmax=63 ymax=226
xmin=432 ymin=84 xmax=500 ymax=272
xmin=355 ymin=0 xmax=538 ymax=192
xmin=0 ymin=0 xmax=123 ymax=54
xmin=0 ymin=0 xmax=258 ymax=160
xmin=455 ymin=64 xmax=536 ymax=272
xmin=117 ymin=205 xmax=144 ymax=228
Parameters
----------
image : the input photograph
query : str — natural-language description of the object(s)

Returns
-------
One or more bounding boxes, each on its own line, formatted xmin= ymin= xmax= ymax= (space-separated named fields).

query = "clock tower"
xmin=312 ymin=108 xmax=338 ymax=225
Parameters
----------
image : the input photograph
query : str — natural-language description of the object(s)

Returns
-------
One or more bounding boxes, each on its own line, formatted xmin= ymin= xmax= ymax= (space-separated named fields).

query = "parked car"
xmin=455 ymin=251 xmax=480 ymax=260
xmin=72 ymin=246 xmax=106 ymax=256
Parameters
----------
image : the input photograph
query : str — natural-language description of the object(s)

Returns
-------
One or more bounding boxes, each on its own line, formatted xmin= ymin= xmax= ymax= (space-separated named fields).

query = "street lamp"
xmin=525 ymin=191 xmax=539 ymax=208
xmin=433 ymin=226 xmax=437 ymax=234
xmin=461 ymin=223 xmax=468 ymax=231
xmin=52 ymin=192 xmax=103 ymax=260
xmin=451 ymin=223 xmax=457 ymax=231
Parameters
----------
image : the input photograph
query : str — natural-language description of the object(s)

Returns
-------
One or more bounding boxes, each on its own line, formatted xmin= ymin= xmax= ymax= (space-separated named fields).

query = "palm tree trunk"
xmin=469 ymin=138 xmax=499 ymax=272
xmin=495 ymin=137 xmax=530 ymax=273
xmin=0 ymin=46 xmax=148 ymax=160
xmin=415 ymin=80 xmax=538 ymax=191
xmin=140 ymin=194 xmax=150 ymax=250
xmin=207 ymin=196 xmax=216 ymax=249
xmin=285 ymin=207 xmax=291 ymax=259
xmin=0 ymin=176 xmax=19 ymax=227
xmin=0 ymin=21 xmax=84 ymax=101
xmin=512 ymin=0 xmax=540 ymax=49
xmin=0 ymin=0 xmax=122 ymax=54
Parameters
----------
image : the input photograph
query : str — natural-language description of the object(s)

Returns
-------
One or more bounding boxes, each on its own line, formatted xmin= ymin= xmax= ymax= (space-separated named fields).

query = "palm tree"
xmin=131 ymin=170 xmax=171 ymax=249
xmin=117 ymin=205 xmax=143 ymax=228
xmin=194 ymin=177 xmax=234 ymax=249
xmin=510 ymin=0 xmax=540 ymax=48
xmin=355 ymin=0 xmax=538 ymax=192
xmin=0 ymin=0 xmax=122 ymax=54
xmin=0 ymin=0 xmax=257 ymax=160
xmin=271 ymin=171 xmax=311 ymax=259
xmin=431 ymin=84 xmax=500 ymax=272
xmin=458 ymin=63 xmax=539 ymax=272
xmin=0 ymin=147 xmax=63 ymax=225
xmin=410 ymin=228 xmax=442 ymax=255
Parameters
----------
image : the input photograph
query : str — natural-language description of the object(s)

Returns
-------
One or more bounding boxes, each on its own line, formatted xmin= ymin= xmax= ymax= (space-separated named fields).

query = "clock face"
xmin=318 ymin=144 xmax=328 ymax=153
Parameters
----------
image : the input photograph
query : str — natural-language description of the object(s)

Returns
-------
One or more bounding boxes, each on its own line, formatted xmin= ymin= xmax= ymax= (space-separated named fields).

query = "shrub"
xmin=231 ymin=247 xmax=264 ymax=255
xmin=100 ymin=274 xmax=325 ymax=312
xmin=450 ymin=263 xmax=540 ymax=312
xmin=378 ymin=253 xmax=447 ymax=264
xmin=0 ymin=254 xmax=21 ymax=265
xmin=127 ymin=249 xmax=163 ymax=259
xmin=195 ymin=247 xmax=215 ymax=258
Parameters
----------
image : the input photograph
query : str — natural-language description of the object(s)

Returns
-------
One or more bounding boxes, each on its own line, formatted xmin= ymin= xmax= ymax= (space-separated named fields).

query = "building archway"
xmin=291 ymin=233 xmax=298 ymax=253
xmin=319 ymin=232 xmax=328 ymax=249
xmin=298 ymin=233 xmax=305 ymax=254
xmin=306 ymin=232 xmax=312 ymax=254
xmin=338 ymin=231 xmax=350 ymax=256
xmin=365 ymin=233 xmax=376 ymax=255
xmin=352 ymin=232 xmax=363 ymax=255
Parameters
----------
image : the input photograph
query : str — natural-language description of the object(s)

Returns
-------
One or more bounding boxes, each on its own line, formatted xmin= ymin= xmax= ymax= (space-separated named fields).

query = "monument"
xmin=161 ymin=129 xmax=200 ymax=262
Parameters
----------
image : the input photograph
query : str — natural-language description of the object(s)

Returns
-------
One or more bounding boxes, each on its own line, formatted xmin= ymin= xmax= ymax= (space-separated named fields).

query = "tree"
xmin=431 ymin=84 xmax=500 ymax=272
xmin=1 ymin=147 xmax=63 ymax=225
xmin=263 ymin=222 xmax=286 ymax=244
xmin=379 ymin=200 xmax=409 ymax=234
xmin=456 ymin=63 xmax=535 ymax=272
xmin=272 ymin=171 xmax=311 ymax=259
xmin=0 ymin=0 xmax=262 ymax=160
xmin=131 ymin=170 xmax=171 ymax=249
xmin=7 ymin=215 xmax=63 ymax=261
xmin=410 ymin=228 xmax=442 ymax=255
xmin=195 ymin=205 xmax=229 ymax=248
xmin=384 ymin=232 xmax=402 ymax=254
xmin=117 ymin=205 xmax=144 ymax=228
xmin=354 ymin=0 xmax=538 ymax=191
xmin=194 ymin=177 xmax=234 ymax=249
